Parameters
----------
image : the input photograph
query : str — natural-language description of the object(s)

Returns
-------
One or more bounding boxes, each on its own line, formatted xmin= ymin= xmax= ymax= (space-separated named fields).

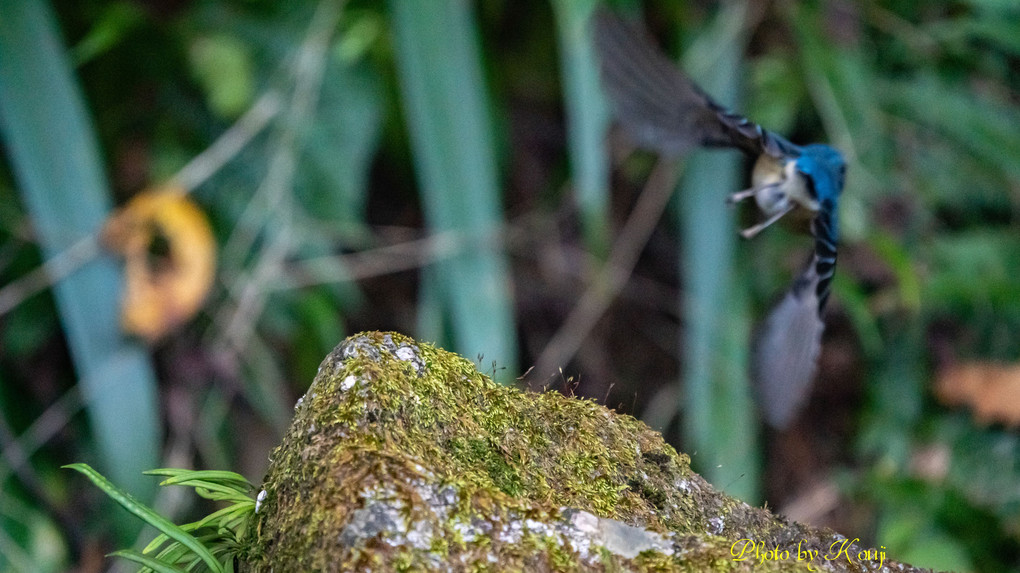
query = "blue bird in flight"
xmin=593 ymin=8 xmax=847 ymax=429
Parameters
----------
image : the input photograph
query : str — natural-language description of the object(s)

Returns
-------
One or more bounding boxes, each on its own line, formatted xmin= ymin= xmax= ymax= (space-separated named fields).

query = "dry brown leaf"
xmin=102 ymin=186 xmax=216 ymax=342
xmin=934 ymin=362 xmax=1020 ymax=426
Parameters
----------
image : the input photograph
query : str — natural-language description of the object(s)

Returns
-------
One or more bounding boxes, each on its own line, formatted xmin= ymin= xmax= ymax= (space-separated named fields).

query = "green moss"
xmin=238 ymin=332 xmax=921 ymax=572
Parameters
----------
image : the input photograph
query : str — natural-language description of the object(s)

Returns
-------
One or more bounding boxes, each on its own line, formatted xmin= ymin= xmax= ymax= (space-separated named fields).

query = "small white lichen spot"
xmin=525 ymin=519 xmax=548 ymax=536
xmin=675 ymin=479 xmax=690 ymax=494
xmin=453 ymin=519 xmax=477 ymax=543
xmin=255 ymin=489 xmax=267 ymax=514
xmin=341 ymin=375 xmax=357 ymax=391
xmin=406 ymin=519 xmax=435 ymax=550
xmin=500 ymin=519 xmax=524 ymax=544
xmin=293 ymin=395 xmax=304 ymax=411
xmin=708 ymin=516 xmax=724 ymax=534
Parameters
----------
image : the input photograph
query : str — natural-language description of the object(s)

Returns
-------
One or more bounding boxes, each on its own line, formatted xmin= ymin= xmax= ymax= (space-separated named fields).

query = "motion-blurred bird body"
xmin=594 ymin=8 xmax=846 ymax=428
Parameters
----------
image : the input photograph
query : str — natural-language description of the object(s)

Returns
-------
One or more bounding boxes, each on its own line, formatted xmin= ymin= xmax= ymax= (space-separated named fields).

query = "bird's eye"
xmin=798 ymin=169 xmax=819 ymax=199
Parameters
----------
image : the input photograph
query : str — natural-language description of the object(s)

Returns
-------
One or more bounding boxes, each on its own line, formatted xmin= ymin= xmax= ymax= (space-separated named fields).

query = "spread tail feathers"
xmin=751 ymin=259 xmax=825 ymax=429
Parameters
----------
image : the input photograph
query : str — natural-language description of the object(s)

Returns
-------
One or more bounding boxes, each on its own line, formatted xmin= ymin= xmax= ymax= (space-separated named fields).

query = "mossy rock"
xmin=239 ymin=331 xmax=930 ymax=572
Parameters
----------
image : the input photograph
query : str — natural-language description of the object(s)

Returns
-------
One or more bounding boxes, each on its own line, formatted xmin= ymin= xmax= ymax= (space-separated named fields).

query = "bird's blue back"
xmin=797 ymin=144 xmax=846 ymax=213
xmin=796 ymin=144 xmax=845 ymax=309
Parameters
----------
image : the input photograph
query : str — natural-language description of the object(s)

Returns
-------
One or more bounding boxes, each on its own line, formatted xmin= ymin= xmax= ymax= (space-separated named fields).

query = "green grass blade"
xmin=388 ymin=0 xmax=518 ymax=382
xmin=0 ymin=0 xmax=160 ymax=501
xmin=147 ymin=538 xmax=195 ymax=568
xmin=181 ymin=485 xmax=251 ymax=503
xmin=675 ymin=3 xmax=759 ymax=502
xmin=183 ymin=502 xmax=254 ymax=532
xmin=63 ymin=464 xmax=224 ymax=573
xmin=108 ymin=550 xmax=188 ymax=573
xmin=144 ymin=469 xmax=254 ymax=490
xmin=552 ymin=0 xmax=611 ymax=255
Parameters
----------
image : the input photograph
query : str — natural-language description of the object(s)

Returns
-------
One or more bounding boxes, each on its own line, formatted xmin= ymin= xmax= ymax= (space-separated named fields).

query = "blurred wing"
xmin=593 ymin=7 xmax=795 ymax=158
xmin=751 ymin=260 xmax=825 ymax=429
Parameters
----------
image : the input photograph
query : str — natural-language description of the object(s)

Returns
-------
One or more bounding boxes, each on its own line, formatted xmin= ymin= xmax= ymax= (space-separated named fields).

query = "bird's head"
xmin=729 ymin=144 xmax=846 ymax=239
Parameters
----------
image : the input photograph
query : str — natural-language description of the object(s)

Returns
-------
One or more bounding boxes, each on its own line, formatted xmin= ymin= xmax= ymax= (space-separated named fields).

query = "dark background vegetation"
xmin=2 ymin=0 xmax=1020 ymax=571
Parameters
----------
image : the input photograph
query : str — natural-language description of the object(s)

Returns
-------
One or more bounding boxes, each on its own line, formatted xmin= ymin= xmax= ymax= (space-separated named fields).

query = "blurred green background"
xmin=1 ymin=0 xmax=1019 ymax=571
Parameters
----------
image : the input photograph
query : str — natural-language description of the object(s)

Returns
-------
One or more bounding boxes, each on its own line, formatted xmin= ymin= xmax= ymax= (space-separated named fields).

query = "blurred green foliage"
xmin=0 ymin=0 xmax=161 ymax=545
xmin=0 ymin=0 xmax=1018 ymax=571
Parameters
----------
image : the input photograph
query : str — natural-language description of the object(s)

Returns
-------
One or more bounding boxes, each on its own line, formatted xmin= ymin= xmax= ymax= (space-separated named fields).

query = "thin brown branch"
xmin=0 ymin=83 xmax=283 ymax=318
xmin=533 ymin=159 xmax=682 ymax=382
xmin=272 ymin=230 xmax=471 ymax=290
xmin=214 ymin=0 xmax=346 ymax=354
xmin=0 ymin=235 xmax=100 ymax=316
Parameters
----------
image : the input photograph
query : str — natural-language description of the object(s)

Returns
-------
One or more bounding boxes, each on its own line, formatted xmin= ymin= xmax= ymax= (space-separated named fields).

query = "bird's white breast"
xmin=750 ymin=155 xmax=818 ymax=217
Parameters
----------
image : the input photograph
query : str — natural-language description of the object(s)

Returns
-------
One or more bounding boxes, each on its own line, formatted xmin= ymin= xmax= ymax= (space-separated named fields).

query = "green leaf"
xmin=70 ymin=1 xmax=145 ymax=66
xmin=389 ymin=0 xmax=517 ymax=381
xmin=108 ymin=550 xmax=188 ymax=573
xmin=142 ymin=469 xmax=253 ymax=504
xmin=552 ymin=0 xmax=611 ymax=255
xmin=188 ymin=33 xmax=255 ymax=119
xmin=0 ymin=0 xmax=160 ymax=505
xmin=138 ymin=472 xmax=254 ymax=555
xmin=144 ymin=469 xmax=254 ymax=489
xmin=63 ymin=464 xmax=224 ymax=573
xmin=187 ymin=501 xmax=254 ymax=530
xmin=335 ymin=11 xmax=382 ymax=64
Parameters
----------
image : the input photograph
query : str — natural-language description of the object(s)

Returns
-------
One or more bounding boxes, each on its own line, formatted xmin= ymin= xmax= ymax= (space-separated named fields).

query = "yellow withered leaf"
xmin=102 ymin=187 xmax=216 ymax=342
xmin=935 ymin=362 xmax=1020 ymax=427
